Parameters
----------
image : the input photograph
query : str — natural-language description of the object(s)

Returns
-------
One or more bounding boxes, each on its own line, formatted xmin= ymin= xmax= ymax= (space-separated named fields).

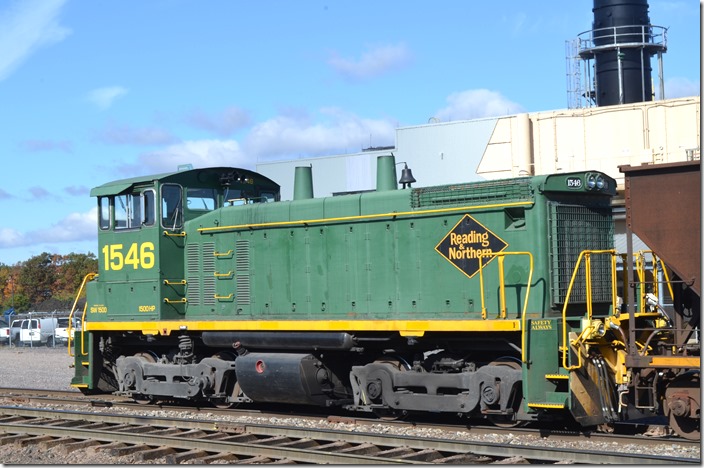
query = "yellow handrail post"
xmin=611 ymin=253 xmax=618 ymax=314
xmin=68 ymin=272 xmax=98 ymax=358
xmin=585 ymin=252 xmax=593 ymax=320
xmin=478 ymin=256 xmax=487 ymax=320
xmin=561 ymin=249 xmax=617 ymax=371
xmin=498 ymin=256 xmax=507 ymax=319
xmin=519 ymin=252 xmax=534 ymax=364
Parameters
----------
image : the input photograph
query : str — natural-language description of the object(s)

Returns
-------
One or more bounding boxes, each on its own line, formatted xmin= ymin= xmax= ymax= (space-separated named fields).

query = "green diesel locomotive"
xmin=69 ymin=155 xmax=696 ymax=435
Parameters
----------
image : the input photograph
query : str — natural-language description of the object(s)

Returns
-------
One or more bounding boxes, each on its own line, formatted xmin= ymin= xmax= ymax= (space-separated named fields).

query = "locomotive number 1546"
xmin=101 ymin=242 xmax=155 ymax=271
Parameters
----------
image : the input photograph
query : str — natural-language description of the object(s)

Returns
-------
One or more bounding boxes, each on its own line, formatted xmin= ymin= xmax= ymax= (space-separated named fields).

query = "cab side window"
xmin=114 ymin=194 xmax=141 ymax=229
xmin=98 ymin=197 xmax=110 ymax=230
xmin=107 ymin=190 xmax=156 ymax=230
xmin=187 ymin=187 xmax=217 ymax=211
xmin=161 ymin=184 xmax=183 ymax=229
xmin=143 ymin=190 xmax=156 ymax=226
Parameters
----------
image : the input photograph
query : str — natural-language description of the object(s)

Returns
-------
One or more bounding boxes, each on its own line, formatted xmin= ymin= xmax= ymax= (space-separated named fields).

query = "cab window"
xmin=161 ymin=184 xmax=183 ymax=229
xmin=142 ymin=190 xmax=156 ymax=226
xmin=98 ymin=197 xmax=110 ymax=230
xmin=187 ymin=187 xmax=217 ymax=211
xmin=114 ymin=194 xmax=140 ymax=229
xmin=261 ymin=191 xmax=277 ymax=203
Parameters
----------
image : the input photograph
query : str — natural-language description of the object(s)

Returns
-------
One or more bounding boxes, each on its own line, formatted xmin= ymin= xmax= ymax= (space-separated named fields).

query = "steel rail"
xmin=0 ymin=406 xmax=697 ymax=464
xmin=0 ymin=389 xmax=698 ymax=451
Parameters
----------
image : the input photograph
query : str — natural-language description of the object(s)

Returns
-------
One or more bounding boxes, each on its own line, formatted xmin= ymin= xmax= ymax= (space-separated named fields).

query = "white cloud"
xmin=0 ymin=207 xmax=97 ymax=248
xmin=0 ymin=0 xmax=71 ymax=81
xmin=328 ymin=43 xmax=412 ymax=81
xmin=35 ymin=209 xmax=97 ymax=243
xmin=0 ymin=227 xmax=25 ymax=248
xmin=244 ymin=108 xmax=396 ymax=160
xmin=121 ymin=139 xmax=252 ymax=175
xmin=434 ymin=89 xmax=525 ymax=121
xmin=112 ymin=108 xmax=396 ymax=175
xmin=87 ymin=86 xmax=128 ymax=110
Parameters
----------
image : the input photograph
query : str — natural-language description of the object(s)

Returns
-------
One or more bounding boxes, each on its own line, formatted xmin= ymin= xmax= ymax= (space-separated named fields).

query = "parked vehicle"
xmin=9 ymin=320 xmax=21 ymax=344
xmin=18 ymin=318 xmax=59 ymax=347
xmin=54 ymin=318 xmax=70 ymax=346
xmin=0 ymin=320 xmax=8 ymax=344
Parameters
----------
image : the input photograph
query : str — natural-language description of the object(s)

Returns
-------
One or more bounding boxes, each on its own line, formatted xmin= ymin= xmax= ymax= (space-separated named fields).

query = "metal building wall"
xmin=256 ymin=96 xmax=699 ymax=199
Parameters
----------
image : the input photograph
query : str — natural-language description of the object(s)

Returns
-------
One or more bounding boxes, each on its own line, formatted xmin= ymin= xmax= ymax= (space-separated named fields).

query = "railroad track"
xmin=0 ymin=387 xmax=696 ymax=447
xmin=0 ymin=405 xmax=698 ymax=464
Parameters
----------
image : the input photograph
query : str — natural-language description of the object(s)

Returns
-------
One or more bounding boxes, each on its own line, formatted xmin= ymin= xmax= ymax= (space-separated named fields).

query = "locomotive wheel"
xmin=665 ymin=373 xmax=700 ymax=440
xmin=373 ymin=408 xmax=407 ymax=421
xmin=370 ymin=357 xmax=410 ymax=421
xmin=210 ymin=351 xmax=241 ymax=409
xmin=486 ymin=357 xmax=524 ymax=428
xmin=131 ymin=352 xmax=157 ymax=405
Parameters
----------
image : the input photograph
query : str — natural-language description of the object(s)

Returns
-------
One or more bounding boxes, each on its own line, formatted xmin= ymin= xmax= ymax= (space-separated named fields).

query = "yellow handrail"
xmin=213 ymin=250 xmax=233 ymax=257
xmin=164 ymin=298 xmax=187 ymax=304
xmin=476 ymin=251 xmax=534 ymax=363
xmin=163 ymin=279 xmax=187 ymax=286
xmin=560 ymin=249 xmax=617 ymax=371
xmin=163 ymin=230 xmax=186 ymax=237
xmin=635 ymin=250 xmax=675 ymax=312
xmin=68 ymin=272 xmax=98 ymax=357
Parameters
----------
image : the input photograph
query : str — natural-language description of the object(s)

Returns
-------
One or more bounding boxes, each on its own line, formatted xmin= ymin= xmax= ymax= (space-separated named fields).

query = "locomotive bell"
xmin=398 ymin=163 xmax=416 ymax=189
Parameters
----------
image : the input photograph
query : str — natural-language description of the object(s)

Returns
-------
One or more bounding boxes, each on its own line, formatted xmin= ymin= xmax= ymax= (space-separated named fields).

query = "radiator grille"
xmin=235 ymin=240 xmax=251 ymax=305
xmin=549 ymin=202 xmax=613 ymax=304
xmin=412 ymin=178 xmax=533 ymax=208
xmin=186 ymin=242 xmax=216 ymax=306
xmin=202 ymin=243 xmax=216 ymax=306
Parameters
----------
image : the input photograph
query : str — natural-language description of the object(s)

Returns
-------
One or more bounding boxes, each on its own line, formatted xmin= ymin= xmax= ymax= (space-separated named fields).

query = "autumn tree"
xmin=18 ymin=253 xmax=57 ymax=307
xmin=0 ymin=263 xmax=27 ymax=312
xmin=52 ymin=253 xmax=98 ymax=302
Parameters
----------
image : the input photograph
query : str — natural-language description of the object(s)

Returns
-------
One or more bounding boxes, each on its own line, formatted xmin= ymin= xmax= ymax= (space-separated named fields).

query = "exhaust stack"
xmin=376 ymin=154 xmax=398 ymax=192
xmin=293 ymin=166 xmax=314 ymax=200
xmin=570 ymin=0 xmax=667 ymax=108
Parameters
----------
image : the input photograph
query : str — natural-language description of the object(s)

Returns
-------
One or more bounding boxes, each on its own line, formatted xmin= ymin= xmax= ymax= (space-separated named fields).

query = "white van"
xmin=18 ymin=318 xmax=59 ymax=347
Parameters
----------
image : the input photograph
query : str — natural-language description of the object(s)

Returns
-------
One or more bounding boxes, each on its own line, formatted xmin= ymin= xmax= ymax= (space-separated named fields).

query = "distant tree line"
xmin=0 ymin=252 xmax=97 ymax=313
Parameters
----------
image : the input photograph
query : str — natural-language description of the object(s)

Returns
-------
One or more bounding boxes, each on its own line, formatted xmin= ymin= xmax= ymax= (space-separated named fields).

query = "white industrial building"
xmin=257 ymin=95 xmax=700 ymax=200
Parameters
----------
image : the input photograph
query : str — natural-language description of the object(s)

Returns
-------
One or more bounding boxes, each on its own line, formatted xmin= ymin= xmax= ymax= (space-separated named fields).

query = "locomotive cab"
xmin=85 ymin=167 xmax=280 ymax=323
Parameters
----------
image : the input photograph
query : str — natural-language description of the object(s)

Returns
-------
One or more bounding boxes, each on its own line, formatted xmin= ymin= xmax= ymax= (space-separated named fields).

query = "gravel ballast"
xmin=0 ymin=345 xmax=699 ymax=464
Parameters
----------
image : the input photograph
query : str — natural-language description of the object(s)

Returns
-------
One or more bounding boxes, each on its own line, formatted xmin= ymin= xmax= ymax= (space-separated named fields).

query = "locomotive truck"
xmin=68 ymin=155 xmax=700 ymax=438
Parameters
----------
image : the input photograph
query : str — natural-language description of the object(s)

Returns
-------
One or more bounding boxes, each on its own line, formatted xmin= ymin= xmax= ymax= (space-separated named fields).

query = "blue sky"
xmin=0 ymin=0 xmax=700 ymax=265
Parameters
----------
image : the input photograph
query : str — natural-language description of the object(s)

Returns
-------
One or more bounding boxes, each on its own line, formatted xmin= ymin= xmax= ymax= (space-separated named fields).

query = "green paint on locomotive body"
xmin=82 ymin=166 xmax=616 ymax=327
xmin=184 ymin=171 xmax=616 ymax=324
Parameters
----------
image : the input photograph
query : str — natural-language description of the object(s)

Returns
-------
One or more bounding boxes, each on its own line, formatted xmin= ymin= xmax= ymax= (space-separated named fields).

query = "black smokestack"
xmin=591 ymin=0 xmax=656 ymax=106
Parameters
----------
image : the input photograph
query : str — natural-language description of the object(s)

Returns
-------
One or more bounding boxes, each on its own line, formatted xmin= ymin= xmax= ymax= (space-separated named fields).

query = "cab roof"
xmin=90 ymin=167 xmax=279 ymax=197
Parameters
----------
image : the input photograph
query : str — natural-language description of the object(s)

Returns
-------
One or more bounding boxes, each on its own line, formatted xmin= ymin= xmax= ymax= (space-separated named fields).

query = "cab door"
xmin=91 ymin=187 xmax=161 ymax=322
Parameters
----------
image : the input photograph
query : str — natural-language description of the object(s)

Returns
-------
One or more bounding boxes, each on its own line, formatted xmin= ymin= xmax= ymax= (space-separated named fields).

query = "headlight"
xmin=586 ymin=174 xmax=596 ymax=190
xmin=595 ymin=175 xmax=605 ymax=190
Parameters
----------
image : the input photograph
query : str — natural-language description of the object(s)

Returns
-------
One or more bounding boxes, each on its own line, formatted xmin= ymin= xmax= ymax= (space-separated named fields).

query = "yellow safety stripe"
xmin=197 ymin=201 xmax=534 ymax=234
xmin=85 ymin=319 xmax=521 ymax=336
